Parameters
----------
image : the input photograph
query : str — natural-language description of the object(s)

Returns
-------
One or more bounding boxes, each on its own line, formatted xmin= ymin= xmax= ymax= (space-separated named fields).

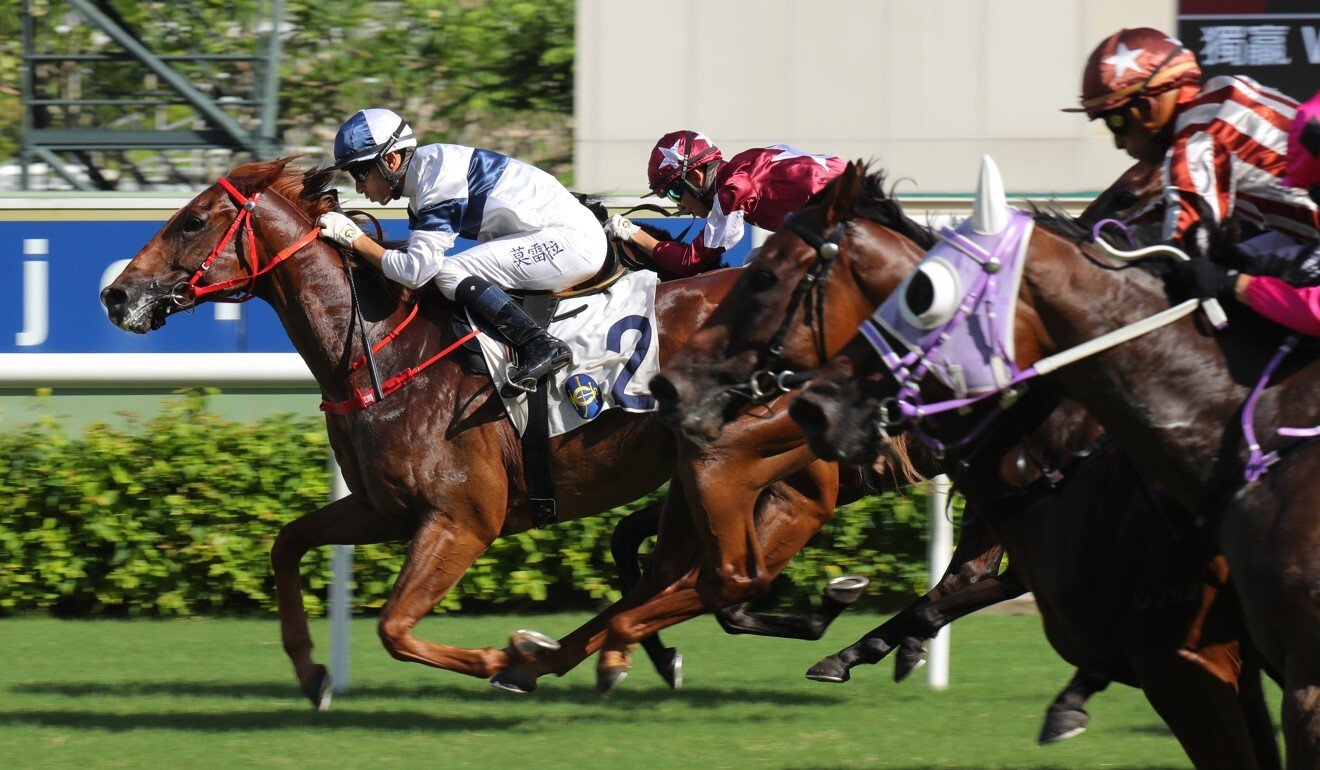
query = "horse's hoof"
xmin=1038 ymin=706 xmax=1089 ymax=745
xmin=510 ymin=629 xmax=560 ymax=660
xmin=893 ymin=643 xmax=927 ymax=683
xmin=490 ymin=667 xmax=539 ymax=694
xmin=301 ymin=665 xmax=333 ymax=711
xmin=657 ymin=649 xmax=683 ymax=690
xmin=824 ymin=575 xmax=871 ymax=605
xmin=597 ymin=666 xmax=629 ymax=697
xmin=806 ymin=657 xmax=850 ymax=683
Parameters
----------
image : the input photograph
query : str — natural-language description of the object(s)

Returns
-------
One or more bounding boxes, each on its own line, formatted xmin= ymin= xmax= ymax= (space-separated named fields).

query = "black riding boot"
xmin=455 ymin=276 xmax=572 ymax=396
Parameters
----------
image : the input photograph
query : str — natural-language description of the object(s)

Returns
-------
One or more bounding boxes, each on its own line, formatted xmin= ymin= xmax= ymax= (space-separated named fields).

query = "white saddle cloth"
xmin=469 ymin=270 xmax=661 ymax=437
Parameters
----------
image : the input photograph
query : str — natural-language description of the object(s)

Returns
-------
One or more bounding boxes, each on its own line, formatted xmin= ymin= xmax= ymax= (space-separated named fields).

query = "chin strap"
xmin=696 ymin=161 xmax=720 ymax=209
xmin=381 ymin=148 xmax=413 ymax=200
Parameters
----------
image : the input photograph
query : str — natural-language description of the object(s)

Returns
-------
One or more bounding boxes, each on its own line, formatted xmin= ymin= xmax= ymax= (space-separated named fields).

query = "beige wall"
xmin=575 ymin=0 xmax=1176 ymax=196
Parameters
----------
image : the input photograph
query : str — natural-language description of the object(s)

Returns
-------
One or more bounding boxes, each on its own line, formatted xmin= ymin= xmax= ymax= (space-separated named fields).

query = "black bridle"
xmin=729 ymin=213 xmax=846 ymax=401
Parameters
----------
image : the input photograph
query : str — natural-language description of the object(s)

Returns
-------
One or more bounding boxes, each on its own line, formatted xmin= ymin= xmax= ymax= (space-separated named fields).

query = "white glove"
xmin=317 ymin=212 xmax=365 ymax=249
xmin=604 ymin=214 xmax=640 ymax=242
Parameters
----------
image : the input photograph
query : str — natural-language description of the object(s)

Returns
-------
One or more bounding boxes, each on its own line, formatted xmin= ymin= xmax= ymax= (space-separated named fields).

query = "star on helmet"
xmin=1105 ymin=43 xmax=1145 ymax=78
xmin=657 ymin=132 xmax=714 ymax=170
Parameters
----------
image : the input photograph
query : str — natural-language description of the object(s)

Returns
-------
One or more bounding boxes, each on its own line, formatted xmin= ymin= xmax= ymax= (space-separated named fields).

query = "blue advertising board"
xmin=0 ymin=211 xmax=748 ymax=355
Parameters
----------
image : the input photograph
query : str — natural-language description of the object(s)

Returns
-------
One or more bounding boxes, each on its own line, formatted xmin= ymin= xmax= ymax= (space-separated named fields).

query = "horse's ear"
xmin=226 ymin=157 xmax=295 ymax=197
xmin=823 ymin=161 xmax=861 ymax=227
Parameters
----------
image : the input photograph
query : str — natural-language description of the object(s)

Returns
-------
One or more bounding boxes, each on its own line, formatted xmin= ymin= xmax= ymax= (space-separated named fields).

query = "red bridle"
xmin=175 ymin=177 xmax=321 ymax=305
xmin=173 ymin=176 xmax=481 ymax=414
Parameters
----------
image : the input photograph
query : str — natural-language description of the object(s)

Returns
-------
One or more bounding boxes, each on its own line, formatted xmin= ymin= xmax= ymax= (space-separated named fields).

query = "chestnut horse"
xmin=98 ymin=158 xmax=878 ymax=704
xmin=654 ymin=161 xmax=1277 ymax=767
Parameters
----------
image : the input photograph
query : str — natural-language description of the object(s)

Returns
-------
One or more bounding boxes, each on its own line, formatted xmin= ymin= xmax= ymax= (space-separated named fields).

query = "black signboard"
xmin=1178 ymin=0 xmax=1320 ymax=101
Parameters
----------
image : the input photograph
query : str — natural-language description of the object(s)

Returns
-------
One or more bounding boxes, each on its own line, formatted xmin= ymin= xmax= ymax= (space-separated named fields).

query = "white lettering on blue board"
xmin=17 ymin=239 xmax=48 ymax=347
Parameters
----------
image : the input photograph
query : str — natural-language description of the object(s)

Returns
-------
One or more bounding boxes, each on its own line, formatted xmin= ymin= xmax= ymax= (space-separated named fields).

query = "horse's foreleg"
xmin=1134 ymin=641 xmax=1269 ymax=770
xmin=719 ymin=516 xmax=1004 ymax=647
xmin=270 ymin=493 xmax=412 ymax=708
xmin=376 ymin=514 xmax=514 ymax=678
xmin=1038 ymin=667 xmax=1112 ymax=745
xmin=806 ymin=519 xmax=1014 ymax=683
xmin=710 ymin=574 xmax=866 ymax=641
xmin=490 ymin=484 xmax=705 ymax=693
xmin=674 ymin=447 xmax=781 ymax=606
xmin=1238 ymin=646 xmax=1282 ymax=770
xmin=591 ymin=468 xmax=840 ymax=694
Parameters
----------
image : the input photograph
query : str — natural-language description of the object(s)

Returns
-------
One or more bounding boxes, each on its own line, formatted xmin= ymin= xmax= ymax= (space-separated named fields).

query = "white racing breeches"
xmin=434 ymin=225 xmax=607 ymax=300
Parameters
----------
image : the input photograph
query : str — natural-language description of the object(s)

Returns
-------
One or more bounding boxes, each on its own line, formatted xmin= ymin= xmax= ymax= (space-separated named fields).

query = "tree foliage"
xmin=3 ymin=0 xmax=576 ymax=182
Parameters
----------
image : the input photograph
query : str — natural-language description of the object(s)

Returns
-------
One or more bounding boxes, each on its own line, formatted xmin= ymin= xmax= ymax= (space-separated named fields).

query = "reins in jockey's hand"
xmin=335 ymin=203 xmax=389 ymax=404
xmin=615 ymin=202 xmax=702 ymax=274
xmin=341 ymin=249 xmax=386 ymax=405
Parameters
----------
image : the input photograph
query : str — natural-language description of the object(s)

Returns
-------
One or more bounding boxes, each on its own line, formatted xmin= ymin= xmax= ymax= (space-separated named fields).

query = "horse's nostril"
xmin=100 ymin=285 xmax=127 ymax=310
xmin=789 ymin=395 xmax=829 ymax=434
xmin=649 ymin=374 xmax=680 ymax=409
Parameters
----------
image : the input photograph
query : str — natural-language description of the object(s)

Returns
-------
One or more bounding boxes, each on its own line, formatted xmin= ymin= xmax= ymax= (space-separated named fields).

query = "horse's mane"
xmin=806 ymin=161 xmax=939 ymax=250
xmin=1029 ymin=202 xmax=1167 ymax=251
xmin=224 ymin=157 xmax=342 ymax=221
xmin=225 ymin=158 xmax=423 ymax=304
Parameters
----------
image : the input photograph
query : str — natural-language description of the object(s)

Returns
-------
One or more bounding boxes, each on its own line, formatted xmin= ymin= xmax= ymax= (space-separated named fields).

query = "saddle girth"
xmin=516 ymin=291 xmax=560 ymax=528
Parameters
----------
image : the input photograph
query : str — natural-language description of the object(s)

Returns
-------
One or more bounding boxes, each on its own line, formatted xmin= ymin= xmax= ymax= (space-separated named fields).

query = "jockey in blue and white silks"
xmin=317 ymin=108 xmax=607 ymax=394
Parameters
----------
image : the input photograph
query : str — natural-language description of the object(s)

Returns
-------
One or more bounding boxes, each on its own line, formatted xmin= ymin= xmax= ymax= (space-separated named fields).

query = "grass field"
xmin=0 ymin=611 xmax=1280 ymax=769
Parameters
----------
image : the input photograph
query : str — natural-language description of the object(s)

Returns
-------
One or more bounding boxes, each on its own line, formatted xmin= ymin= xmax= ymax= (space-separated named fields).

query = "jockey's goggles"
xmin=663 ymin=184 xmax=685 ymax=204
xmin=346 ymin=161 xmax=375 ymax=183
xmin=1097 ymin=108 xmax=1133 ymax=136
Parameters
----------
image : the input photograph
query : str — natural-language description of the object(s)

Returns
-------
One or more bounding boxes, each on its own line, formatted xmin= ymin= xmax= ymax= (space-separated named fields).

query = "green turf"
xmin=0 ymin=612 xmax=1280 ymax=769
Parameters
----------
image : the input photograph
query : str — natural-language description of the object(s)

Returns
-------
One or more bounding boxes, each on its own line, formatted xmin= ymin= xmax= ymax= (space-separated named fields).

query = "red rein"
xmin=191 ymin=176 xmax=480 ymax=415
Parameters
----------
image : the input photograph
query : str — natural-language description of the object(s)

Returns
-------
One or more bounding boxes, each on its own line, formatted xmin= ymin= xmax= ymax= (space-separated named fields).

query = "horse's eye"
xmin=747 ymin=269 xmax=778 ymax=292
xmin=181 ymin=215 xmax=205 ymax=234
xmin=1114 ymin=191 xmax=1138 ymax=210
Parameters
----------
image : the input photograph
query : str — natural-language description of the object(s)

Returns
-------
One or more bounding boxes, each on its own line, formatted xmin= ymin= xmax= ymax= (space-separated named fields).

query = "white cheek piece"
xmin=898 ymin=257 xmax=962 ymax=330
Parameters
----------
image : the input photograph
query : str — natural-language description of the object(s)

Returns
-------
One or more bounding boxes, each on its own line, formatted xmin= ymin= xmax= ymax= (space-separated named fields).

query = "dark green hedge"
xmin=0 ymin=392 xmax=941 ymax=617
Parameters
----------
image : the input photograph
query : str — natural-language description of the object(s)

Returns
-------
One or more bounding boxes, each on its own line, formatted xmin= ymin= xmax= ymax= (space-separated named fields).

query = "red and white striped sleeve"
xmin=1163 ymin=128 xmax=1234 ymax=241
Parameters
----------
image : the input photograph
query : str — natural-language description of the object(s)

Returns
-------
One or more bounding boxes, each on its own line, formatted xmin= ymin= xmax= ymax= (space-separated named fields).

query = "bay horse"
xmin=99 ymin=157 xmax=890 ymax=705
xmin=653 ymin=161 xmax=1278 ymax=767
xmin=789 ymin=158 xmax=1314 ymax=767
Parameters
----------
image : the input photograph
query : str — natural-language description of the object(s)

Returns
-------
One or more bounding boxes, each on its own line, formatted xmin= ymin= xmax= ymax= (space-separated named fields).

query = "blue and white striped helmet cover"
xmin=332 ymin=108 xmax=417 ymax=168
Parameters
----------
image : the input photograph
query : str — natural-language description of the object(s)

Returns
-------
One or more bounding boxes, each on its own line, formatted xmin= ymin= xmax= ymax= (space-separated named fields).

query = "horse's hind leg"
xmin=271 ymin=493 xmax=413 ymax=709
xmin=1038 ymin=667 xmax=1111 ymax=745
xmin=610 ymin=500 xmax=682 ymax=687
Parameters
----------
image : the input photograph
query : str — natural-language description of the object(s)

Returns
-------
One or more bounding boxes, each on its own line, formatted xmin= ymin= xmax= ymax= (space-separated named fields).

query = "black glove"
xmin=1169 ymin=259 xmax=1239 ymax=302
xmin=1213 ymin=241 xmax=1320 ymax=287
